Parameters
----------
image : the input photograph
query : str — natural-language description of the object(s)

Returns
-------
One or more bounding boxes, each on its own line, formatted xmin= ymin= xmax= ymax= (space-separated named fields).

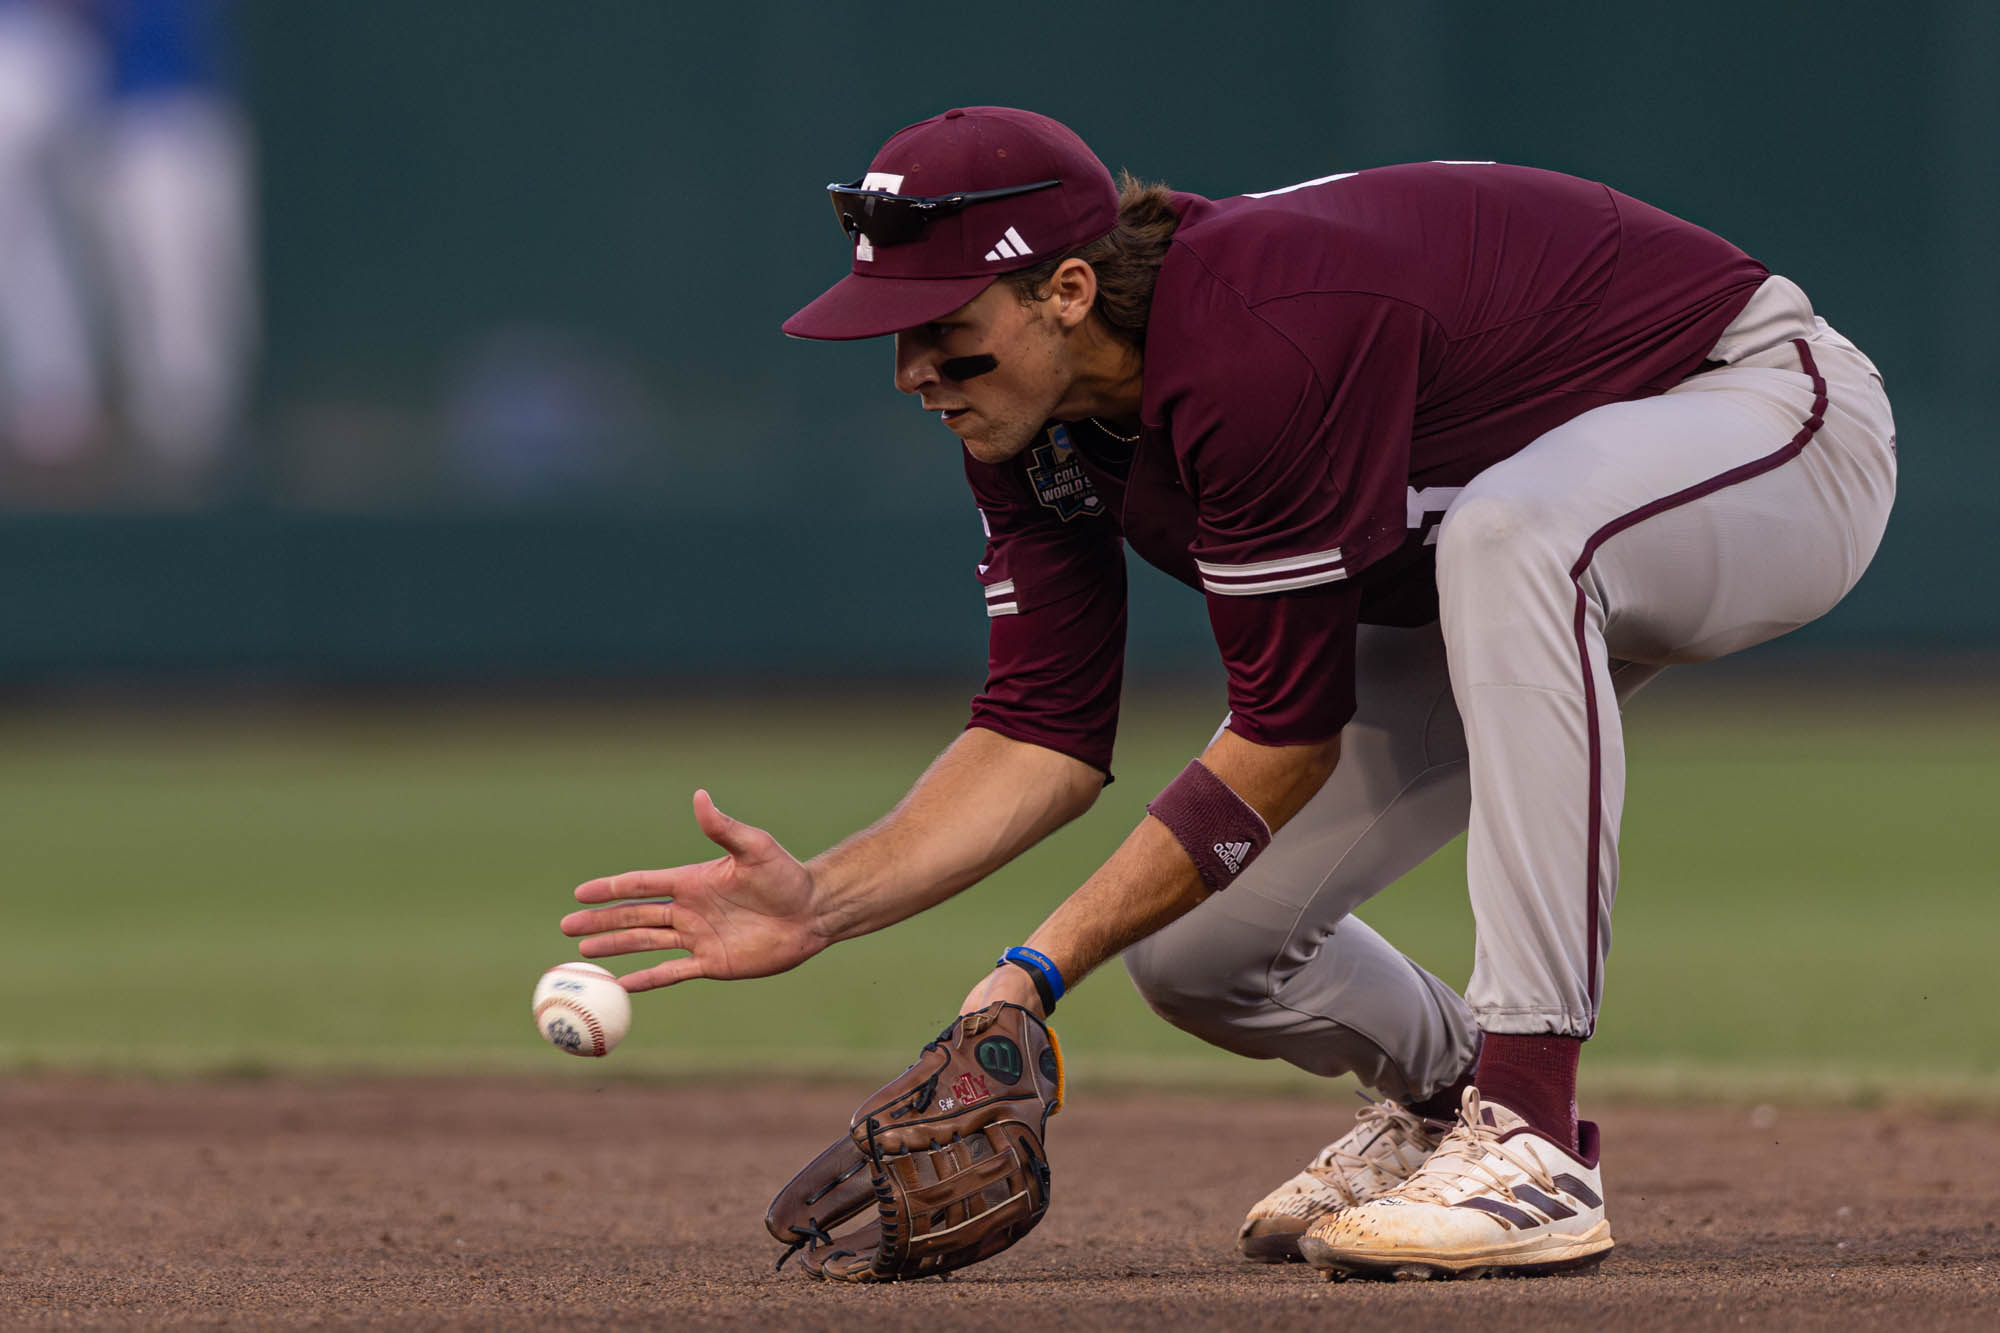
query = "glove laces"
xmin=775 ymin=1218 xmax=835 ymax=1271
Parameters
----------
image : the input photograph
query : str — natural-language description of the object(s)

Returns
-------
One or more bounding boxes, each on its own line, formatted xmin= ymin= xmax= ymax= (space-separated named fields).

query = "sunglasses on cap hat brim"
xmin=827 ymin=177 xmax=1061 ymax=246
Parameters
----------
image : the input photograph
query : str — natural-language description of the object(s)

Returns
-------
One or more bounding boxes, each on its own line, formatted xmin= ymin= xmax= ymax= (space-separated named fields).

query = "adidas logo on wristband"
xmin=1149 ymin=759 xmax=1273 ymax=894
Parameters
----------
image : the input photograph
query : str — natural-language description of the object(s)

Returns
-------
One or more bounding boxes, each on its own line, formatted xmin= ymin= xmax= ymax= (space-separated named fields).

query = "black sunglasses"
xmin=826 ymin=178 xmax=1061 ymax=245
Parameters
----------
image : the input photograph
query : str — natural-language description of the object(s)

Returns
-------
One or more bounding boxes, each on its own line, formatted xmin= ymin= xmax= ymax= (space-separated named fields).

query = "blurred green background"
xmin=5 ymin=682 xmax=1995 ymax=1103
xmin=3 ymin=3 xmax=1995 ymax=1105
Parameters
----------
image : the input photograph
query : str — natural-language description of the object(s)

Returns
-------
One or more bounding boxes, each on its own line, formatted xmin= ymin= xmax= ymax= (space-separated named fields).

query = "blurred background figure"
xmin=0 ymin=0 xmax=254 ymax=502
xmin=93 ymin=0 xmax=255 ymax=487
xmin=0 ymin=0 xmax=102 ymax=473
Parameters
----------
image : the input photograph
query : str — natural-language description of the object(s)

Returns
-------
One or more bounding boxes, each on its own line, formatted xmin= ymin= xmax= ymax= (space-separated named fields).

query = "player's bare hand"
xmin=959 ymin=963 xmax=1043 ymax=1019
xmin=560 ymin=790 xmax=832 ymax=993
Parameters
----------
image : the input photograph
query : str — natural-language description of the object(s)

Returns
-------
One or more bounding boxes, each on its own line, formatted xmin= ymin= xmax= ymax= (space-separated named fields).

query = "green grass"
xmin=3 ymin=683 xmax=1996 ymax=1105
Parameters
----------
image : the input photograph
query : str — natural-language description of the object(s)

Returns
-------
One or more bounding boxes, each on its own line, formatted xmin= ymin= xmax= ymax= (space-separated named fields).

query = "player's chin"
xmin=960 ymin=423 xmax=1037 ymax=465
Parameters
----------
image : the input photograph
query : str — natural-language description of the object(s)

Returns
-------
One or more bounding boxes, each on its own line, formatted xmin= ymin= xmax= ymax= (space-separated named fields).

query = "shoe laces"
xmin=1301 ymin=1097 xmax=1439 ymax=1205
xmin=1393 ymin=1088 xmax=1563 ymax=1208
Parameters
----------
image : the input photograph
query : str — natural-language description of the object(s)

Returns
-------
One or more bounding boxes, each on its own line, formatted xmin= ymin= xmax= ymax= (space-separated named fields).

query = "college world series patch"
xmin=1026 ymin=425 xmax=1105 ymax=522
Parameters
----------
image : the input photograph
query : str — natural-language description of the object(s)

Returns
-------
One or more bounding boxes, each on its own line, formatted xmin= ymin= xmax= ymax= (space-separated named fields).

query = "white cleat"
xmin=1298 ymin=1087 xmax=1614 ymax=1280
xmin=1238 ymin=1097 xmax=1447 ymax=1263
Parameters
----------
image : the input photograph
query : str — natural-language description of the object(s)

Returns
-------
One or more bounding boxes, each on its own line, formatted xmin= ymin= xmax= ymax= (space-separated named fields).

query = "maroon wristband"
xmin=1145 ymin=759 xmax=1273 ymax=892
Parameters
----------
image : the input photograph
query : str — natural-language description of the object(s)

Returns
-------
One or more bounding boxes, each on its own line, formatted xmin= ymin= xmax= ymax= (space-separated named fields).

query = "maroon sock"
xmin=1407 ymin=1035 xmax=1482 ymax=1121
xmin=1474 ymin=1034 xmax=1581 ymax=1152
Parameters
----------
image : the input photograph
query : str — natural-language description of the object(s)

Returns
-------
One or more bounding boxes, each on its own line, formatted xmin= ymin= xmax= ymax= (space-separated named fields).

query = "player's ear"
xmin=1048 ymin=258 xmax=1098 ymax=330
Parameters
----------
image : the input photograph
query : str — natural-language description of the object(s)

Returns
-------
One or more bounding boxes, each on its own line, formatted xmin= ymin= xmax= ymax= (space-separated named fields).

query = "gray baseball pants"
xmin=1123 ymin=275 xmax=1897 ymax=1101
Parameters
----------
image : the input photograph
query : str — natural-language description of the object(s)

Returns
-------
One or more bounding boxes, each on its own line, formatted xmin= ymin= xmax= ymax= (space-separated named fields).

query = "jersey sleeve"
xmin=962 ymin=445 xmax=1127 ymax=777
xmin=1150 ymin=270 xmax=1433 ymax=744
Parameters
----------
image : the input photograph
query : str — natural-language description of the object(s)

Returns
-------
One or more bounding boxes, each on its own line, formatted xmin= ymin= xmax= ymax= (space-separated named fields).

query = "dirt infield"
xmin=3 ymin=1077 xmax=1996 ymax=1331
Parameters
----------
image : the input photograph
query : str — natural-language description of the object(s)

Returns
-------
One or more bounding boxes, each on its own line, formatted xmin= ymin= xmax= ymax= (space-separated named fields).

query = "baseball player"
xmin=0 ymin=0 xmax=100 ymax=465
xmin=562 ymin=107 xmax=1895 ymax=1280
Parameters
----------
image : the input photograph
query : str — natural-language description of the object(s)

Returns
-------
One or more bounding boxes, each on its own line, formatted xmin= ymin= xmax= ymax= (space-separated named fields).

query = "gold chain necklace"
xmin=1089 ymin=416 xmax=1141 ymax=444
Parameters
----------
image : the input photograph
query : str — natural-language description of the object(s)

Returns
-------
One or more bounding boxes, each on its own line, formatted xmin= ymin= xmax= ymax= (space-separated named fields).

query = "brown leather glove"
xmin=765 ymin=1001 xmax=1065 ymax=1281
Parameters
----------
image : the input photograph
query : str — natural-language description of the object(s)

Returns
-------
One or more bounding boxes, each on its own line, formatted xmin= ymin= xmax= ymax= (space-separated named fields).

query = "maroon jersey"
xmin=968 ymin=163 xmax=1767 ymax=772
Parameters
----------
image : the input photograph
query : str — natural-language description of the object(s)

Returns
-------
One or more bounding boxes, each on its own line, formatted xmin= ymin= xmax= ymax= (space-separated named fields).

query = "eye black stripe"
xmin=940 ymin=355 xmax=998 ymax=381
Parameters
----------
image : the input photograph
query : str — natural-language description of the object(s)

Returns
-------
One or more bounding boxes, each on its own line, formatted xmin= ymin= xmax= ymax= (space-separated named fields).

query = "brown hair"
xmin=1001 ymin=171 xmax=1180 ymax=349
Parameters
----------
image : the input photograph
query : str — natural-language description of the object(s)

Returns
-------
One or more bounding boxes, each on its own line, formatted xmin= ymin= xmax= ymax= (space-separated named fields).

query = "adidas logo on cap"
xmin=985 ymin=226 xmax=1033 ymax=262
xmin=1214 ymin=840 xmax=1252 ymax=875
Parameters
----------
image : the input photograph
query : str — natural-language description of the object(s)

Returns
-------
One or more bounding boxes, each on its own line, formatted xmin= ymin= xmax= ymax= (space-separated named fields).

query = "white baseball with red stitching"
xmin=532 ymin=962 xmax=632 ymax=1058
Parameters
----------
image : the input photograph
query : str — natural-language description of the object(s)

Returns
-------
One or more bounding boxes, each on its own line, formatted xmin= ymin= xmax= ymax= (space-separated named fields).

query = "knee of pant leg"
xmin=1122 ymin=926 xmax=1264 ymax=1035
xmin=1124 ymin=921 xmax=1428 ymax=1089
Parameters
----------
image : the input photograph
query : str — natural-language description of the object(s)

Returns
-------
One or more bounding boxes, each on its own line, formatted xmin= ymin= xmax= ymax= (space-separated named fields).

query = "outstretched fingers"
xmin=571 ymin=791 xmax=769 ymax=907
xmin=618 ymin=955 xmax=707 ymax=993
xmin=560 ymin=899 xmax=674 ymax=938
xmin=563 ymin=899 xmax=685 ymax=959
xmin=572 ymin=864 xmax=708 ymax=905
xmin=576 ymin=927 xmax=686 ymax=959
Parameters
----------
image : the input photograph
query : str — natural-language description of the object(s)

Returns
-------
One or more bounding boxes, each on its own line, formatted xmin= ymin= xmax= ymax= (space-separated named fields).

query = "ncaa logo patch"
xmin=1025 ymin=425 xmax=1104 ymax=522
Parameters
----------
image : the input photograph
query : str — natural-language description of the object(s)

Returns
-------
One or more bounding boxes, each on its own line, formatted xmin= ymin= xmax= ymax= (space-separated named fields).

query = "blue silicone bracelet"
xmin=997 ymin=946 xmax=1066 ymax=1014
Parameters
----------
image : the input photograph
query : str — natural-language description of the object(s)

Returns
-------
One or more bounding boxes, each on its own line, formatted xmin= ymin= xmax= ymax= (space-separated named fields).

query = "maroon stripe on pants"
xmin=1567 ymin=339 xmax=1829 ymax=1025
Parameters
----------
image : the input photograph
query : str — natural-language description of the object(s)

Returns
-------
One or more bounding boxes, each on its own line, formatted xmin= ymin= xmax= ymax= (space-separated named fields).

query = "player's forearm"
xmin=1204 ymin=725 xmax=1343 ymax=831
xmin=1018 ymin=815 xmax=1208 ymax=991
xmin=1014 ymin=728 xmax=1341 ymax=996
xmin=807 ymin=726 xmax=1105 ymax=942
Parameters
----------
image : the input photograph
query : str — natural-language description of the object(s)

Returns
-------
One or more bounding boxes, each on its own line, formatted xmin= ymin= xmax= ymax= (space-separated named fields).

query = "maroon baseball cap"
xmin=782 ymin=107 xmax=1119 ymax=341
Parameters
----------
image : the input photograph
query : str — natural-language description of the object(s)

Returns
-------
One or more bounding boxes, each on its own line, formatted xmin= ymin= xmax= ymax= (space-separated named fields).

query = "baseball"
xmin=532 ymin=962 xmax=632 ymax=1058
